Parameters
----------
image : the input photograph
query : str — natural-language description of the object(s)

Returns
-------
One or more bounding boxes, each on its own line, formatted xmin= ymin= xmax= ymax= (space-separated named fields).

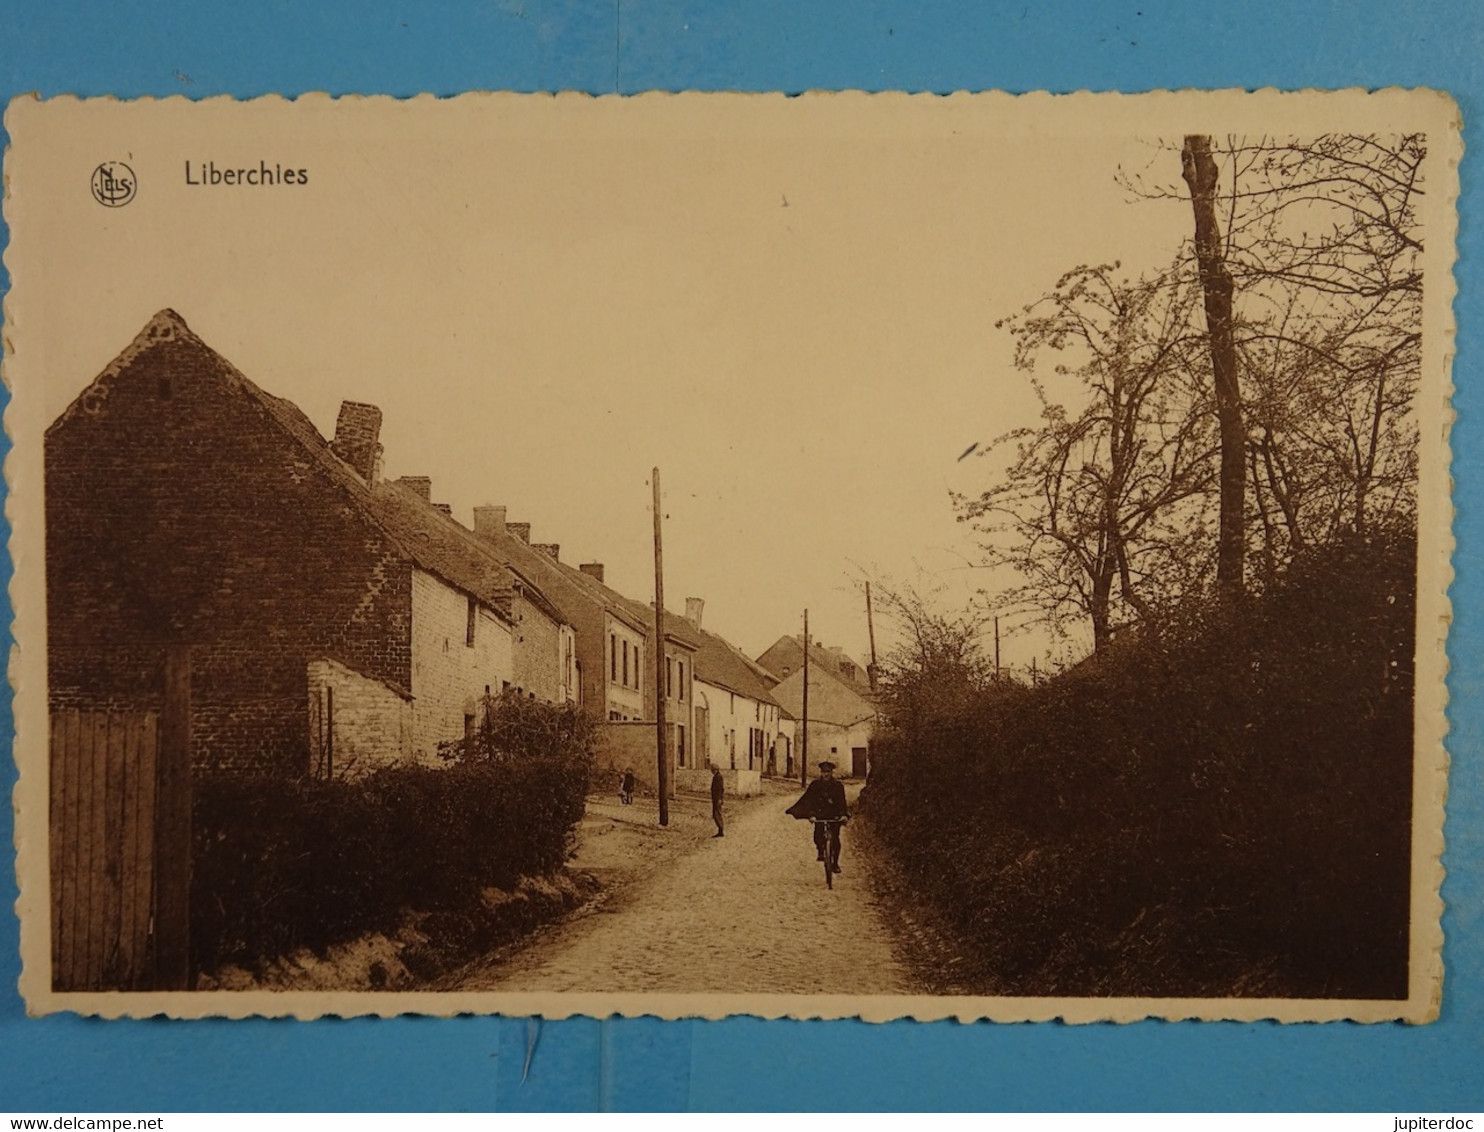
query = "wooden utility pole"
xmin=865 ymin=582 xmax=879 ymax=692
xmin=652 ymin=468 xmax=669 ymax=827
xmin=994 ymin=616 xmax=1001 ymax=679
xmin=156 ymin=644 xmax=193 ymax=990
xmin=800 ymin=609 xmax=810 ymax=786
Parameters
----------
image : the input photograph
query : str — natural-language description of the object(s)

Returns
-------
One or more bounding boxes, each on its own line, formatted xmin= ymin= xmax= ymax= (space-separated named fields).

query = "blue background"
xmin=1 ymin=0 xmax=1480 ymax=1112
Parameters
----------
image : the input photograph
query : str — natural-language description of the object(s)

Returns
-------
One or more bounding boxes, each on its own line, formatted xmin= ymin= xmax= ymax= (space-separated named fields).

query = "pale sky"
xmin=13 ymin=94 xmax=1207 ymax=668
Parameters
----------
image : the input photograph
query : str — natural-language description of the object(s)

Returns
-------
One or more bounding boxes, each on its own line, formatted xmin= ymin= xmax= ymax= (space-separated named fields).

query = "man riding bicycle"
xmin=786 ymin=760 xmax=849 ymax=873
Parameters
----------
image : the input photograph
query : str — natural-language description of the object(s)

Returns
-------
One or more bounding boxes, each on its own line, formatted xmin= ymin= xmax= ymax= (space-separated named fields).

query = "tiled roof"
xmin=690 ymin=626 xmax=780 ymax=704
xmin=473 ymin=530 xmax=651 ymax=636
xmin=756 ymin=633 xmax=871 ymax=687
xmin=609 ymin=593 xmax=702 ymax=654
xmin=366 ymin=482 xmax=516 ymax=620
xmin=485 ymin=536 xmax=698 ymax=650
xmin=486 ymin=539 xmax=702 ymax=656
xmin=767 ymin=663 xmax=876 ymax=728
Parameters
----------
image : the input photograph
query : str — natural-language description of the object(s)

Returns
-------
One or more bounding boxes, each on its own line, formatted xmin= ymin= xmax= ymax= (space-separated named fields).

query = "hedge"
xmin=191 ymin=751 xmax=589 ymax=974
xmin=863 ymin=526 xmax=1416 ymax=999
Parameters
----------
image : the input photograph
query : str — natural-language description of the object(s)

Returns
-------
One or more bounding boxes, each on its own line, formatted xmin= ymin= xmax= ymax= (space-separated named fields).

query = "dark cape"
xmin=786 ymin=777 xmax=849 ymax=821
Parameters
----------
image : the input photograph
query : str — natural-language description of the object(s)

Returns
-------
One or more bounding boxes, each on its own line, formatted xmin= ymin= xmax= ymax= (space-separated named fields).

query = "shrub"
xmin=438 ymin=689 xmax=598 ymax=765
xmin=191 ymin=715 xmax=591 ymax=974
xmin=863 ymin=524 xmax=1416 ymax=998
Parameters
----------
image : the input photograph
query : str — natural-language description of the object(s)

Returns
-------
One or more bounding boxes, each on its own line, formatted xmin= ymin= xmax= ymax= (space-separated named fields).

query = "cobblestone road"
xmin=453 ymin=786 xmax=914 ymax=995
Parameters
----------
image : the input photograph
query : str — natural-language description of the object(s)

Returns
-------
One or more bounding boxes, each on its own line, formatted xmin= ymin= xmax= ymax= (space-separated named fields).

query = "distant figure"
xmin=787 ymin=761 xmax=849 ymax=871
xmin=711 ymin=765 xmax=726 ymax=838
xmin=621 ymin=767 xmax=636 ymax=806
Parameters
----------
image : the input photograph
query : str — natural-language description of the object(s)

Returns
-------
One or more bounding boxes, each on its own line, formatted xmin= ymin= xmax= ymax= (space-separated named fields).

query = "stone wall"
xmin=595 ymin=721 xmax=676 ymax=797
xmin=674 ymin=766 xmax=761 ymax=797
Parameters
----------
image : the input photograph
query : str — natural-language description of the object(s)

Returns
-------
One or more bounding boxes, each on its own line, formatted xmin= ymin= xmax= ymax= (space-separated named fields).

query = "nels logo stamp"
xmin=90 ymin=161 xmax=136 ymax=207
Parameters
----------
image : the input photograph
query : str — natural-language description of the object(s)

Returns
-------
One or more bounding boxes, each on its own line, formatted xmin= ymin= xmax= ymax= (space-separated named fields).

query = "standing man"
xmin=710 ymin=764 xmax=726 ymax=838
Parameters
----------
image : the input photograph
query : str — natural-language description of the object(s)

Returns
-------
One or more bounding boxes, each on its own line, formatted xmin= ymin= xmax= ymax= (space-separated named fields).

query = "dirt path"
xmin=450 ymin=785 xmax=914 ymax=995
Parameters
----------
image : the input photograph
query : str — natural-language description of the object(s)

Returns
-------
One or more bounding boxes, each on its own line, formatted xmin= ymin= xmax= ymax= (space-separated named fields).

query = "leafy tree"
xmin=957 ymin=263 xmax=1217 ymax=651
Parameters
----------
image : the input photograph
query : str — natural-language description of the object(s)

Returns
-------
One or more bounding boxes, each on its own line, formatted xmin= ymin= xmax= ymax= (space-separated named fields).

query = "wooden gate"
xmin=50 ymin=649 xmax=192 ymax=992
xmin=50 ymin=708 xmax=160 ymax=991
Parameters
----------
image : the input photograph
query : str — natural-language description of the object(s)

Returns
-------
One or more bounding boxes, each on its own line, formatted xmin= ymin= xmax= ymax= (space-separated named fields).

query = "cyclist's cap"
xmin=817 ymin=761 xmax=836 ymax=771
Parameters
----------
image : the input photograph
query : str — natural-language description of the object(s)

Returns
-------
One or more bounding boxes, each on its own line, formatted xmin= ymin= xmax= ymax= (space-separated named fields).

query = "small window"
xmin=634 ymin=644 xmax=642 ymax=688
xmin=466 ymin=597 xmax=477 ymax=647
xmin=678 ymin=662 xmax=686 ymax=700
xmin=623 ymin=640 xmax=630 ymax=686
xmin=610 ymin=634 xmax=617 ymax=681
xmin=666 ymin=657 xmax=673 ymax=698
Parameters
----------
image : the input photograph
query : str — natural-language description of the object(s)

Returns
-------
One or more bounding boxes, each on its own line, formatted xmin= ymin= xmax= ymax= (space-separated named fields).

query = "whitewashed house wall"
xmin=605 ymin=613 xmax=646 ymax=720
xmin=409 ymin=568 xmax=514 ymax=760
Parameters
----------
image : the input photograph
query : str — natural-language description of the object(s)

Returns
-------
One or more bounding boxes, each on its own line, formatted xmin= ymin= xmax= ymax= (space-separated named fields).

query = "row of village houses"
xmin=45 ymin=310 xmax=876 ymax=795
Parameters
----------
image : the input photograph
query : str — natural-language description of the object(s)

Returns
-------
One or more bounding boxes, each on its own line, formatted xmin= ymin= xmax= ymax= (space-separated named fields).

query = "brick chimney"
xmin=685 ymin=597 xmax=705 ymax=629
xmin=473 ymin=505 xmax=507 ymax=540
xmin=579 ymin=563 xmax=605 ymax=583
xmin=533 ymin=543 xmax=561 ymax=560
xmin=332 ymin=401 xmax=383 ymax=483
xmin=508 ymin=522 xmax=531 ymax=544
xmin=397 ymin=476 xmax=432 ymax=501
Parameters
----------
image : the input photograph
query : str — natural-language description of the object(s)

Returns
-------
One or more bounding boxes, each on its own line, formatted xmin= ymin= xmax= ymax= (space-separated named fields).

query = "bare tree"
xmin=967 ymin=136 xmax=1426 ymax=653
xmin=1226 ymin=134 xmax=1424 ymax=551
xmin=861 ymin=572 xmax=997 ymax=730
xmin=1131 ymin=134 xmax=1425 ymax=572
xmin=1238 ymin=286 xmax=1420 ymax=579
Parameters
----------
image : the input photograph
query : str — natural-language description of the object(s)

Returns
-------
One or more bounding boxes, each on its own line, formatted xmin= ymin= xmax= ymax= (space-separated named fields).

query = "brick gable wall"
xmin=46 ymin=333 xmax=414 ymax=776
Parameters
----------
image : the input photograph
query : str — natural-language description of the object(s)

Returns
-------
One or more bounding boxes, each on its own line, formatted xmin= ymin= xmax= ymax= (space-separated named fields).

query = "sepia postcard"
xmin=4 ymin=89 xmax=1457 ymax=1022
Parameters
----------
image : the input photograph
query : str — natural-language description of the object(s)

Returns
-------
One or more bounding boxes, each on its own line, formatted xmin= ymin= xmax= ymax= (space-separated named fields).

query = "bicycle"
xmin=810 ymin=817 xmax=846 ymax=888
